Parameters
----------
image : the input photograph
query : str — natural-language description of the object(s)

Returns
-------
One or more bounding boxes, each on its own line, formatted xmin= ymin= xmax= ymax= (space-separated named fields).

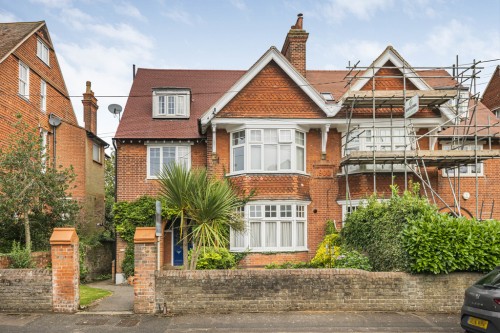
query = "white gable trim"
xmin=200 ymin=47 xmax=340 ymax=132
xmin=343 ymin=46 xmax=432 ymax=94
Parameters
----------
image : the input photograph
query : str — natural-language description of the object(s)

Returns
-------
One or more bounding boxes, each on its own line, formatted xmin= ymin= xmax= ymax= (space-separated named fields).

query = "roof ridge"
xmin=137 ymin=68 xmax=246 ymax=72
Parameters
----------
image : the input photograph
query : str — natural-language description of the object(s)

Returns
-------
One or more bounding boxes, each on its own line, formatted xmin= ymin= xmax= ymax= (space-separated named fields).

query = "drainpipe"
xmin=112 ymin=138 xmax=118 ymax=282
xmin=48 ymin=114 xmax=61 ymax=167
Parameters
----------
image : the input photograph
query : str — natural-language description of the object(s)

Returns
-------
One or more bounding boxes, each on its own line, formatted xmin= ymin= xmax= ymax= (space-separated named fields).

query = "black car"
xmin=461 ymin=266 xmax=500 ymax=333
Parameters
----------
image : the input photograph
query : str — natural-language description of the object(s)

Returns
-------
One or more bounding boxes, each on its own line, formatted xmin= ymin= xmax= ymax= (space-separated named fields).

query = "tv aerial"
xmin=108 ymin=104 xmax=123 ymax=121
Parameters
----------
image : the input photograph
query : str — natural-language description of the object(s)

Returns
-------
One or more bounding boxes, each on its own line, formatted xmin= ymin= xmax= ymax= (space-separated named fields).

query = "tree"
xmin=158 ymin=163 xmax=245 ymax=270
xmin=103 ymin=151 xmax=116 ymax=240
xmin=0 ymin=115 xmax=79 ymax=250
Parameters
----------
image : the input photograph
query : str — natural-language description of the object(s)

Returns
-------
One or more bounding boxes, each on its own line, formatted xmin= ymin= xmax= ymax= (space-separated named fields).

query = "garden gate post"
xmin=133 ymin=227 xmax=157 ymax=314
xmin=50 ymin=227 xmax=79 ymax=312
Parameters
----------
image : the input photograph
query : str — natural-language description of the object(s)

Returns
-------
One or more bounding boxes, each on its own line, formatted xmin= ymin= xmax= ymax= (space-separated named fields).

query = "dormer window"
xmin=153 ymin=89 xmax=190 ymax=118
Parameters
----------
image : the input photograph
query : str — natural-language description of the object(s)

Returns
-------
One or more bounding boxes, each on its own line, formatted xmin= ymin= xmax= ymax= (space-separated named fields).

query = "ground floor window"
xmin=230 ymin=201 xmax=308 ymax=252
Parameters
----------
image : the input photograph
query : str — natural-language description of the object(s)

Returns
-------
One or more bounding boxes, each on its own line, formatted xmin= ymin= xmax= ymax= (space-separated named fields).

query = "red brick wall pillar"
xmin=50 ymin=228 xmax=79 ymax=313
xmin=133 ymin=227 xmax=157 ymax=314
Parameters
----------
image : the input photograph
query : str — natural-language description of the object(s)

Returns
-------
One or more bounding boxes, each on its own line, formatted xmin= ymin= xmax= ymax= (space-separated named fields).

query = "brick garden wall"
xmin=0 ymin=269 xmax=52 ymax=312
xmin=0 ymin=251 xmax=51 ymax=269
xmin=155 ymin=269 xmax=480 ymax=314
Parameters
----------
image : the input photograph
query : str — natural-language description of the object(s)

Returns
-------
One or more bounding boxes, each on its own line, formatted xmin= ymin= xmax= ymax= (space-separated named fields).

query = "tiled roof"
xmin=115 ymin=69 xmax=245 ymax=139
xmin=0 ymin=21 xmax=44 ymax=63
xmin=439 ymin=100 xmax=500 ymax=137
xmin=482 ymin=66 xmax=500 ymax=111
xmin=115 ymin=66 xmax=473 ymax=140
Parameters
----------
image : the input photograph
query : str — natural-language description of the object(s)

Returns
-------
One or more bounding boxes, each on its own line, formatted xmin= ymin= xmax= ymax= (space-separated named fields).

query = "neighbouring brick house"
xmin=482 ymin=65 xmax=500 ymax=118
xmin=0 ymin=21 xmax=108 ymax=233
xmin=115 ymin=15 xmax=500 ymax=269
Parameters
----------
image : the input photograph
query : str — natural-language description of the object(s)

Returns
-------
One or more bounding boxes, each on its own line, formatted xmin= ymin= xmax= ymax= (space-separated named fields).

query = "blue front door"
xmin=172 ymin=225 xmax=183 ymax=266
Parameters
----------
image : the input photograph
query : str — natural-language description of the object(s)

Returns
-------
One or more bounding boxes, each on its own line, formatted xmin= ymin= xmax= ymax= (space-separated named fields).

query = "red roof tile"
xmin=115 ymin=69 xmax=245 ymax=139
xmin=115 ymin=66 xmax=468 ymax=140
xmin=0 ymin=21 xmax=44 ymax=63
xmin=439 ymin=100 xmax=500 ymax=137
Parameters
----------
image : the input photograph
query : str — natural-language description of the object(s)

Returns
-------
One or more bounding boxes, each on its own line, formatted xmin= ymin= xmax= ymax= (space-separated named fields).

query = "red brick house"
xmin=0 ymin=21 xmax=108 ymax=232
xmin=482 ymin=65 xmax=500 ymax=118
xmin=115 ymin=15 xmax=500 ymax=269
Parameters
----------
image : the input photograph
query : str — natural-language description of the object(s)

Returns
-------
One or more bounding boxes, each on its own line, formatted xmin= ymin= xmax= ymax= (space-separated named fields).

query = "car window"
xmin=475 ymin=269 xmax=500 ymax=287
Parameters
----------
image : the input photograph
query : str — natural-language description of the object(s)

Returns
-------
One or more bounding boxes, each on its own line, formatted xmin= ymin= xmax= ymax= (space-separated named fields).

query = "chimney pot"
xmin=281 ymin=14 xmax=308 ymax=77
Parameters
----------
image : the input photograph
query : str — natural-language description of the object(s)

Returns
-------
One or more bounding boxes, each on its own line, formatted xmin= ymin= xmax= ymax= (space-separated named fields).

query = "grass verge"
xmin=79 ymin=285 xmax=112 ymax=307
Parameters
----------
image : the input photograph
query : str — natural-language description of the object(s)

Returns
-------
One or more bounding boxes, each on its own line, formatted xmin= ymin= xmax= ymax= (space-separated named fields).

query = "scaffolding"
xmin=340 ymin=57 xmax=500 ymax=220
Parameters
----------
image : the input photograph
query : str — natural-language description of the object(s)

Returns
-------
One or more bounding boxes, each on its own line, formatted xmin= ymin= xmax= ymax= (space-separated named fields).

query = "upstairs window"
xmin=40 ymin=80 xmax=47 ymax=113
xmin=147 ymin=145 xmax=191 ymax=178
xmin=19 ymin=61 xmax=29 ymax=99
xmin=230 ymin=128 xmax=306 ymax=174
xmin=442 ymin=143 xmax=483 ymax=177
xmin=153 ymin=89 xmax=190 ymax=118
xmin=92 ymin=143 xmax=102 ymax=163
xmin=37 ymin=39 xmax=50 ymax=65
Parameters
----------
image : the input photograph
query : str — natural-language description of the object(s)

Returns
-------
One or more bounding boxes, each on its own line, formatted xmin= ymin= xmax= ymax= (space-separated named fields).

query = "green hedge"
xmin=402 ymin=213 xmax=500 ymax=274
xmin=189 ymin=247 xmax=237 ymax=269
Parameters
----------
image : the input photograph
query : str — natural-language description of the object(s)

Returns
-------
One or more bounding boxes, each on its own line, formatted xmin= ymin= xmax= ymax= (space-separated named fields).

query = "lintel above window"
xmin=152 ymin=88 xmax=190 ymax=119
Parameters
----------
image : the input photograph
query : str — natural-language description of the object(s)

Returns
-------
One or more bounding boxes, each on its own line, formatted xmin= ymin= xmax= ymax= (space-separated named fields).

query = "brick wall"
xmin=155 ymin=269 xmax=480 ymax=315
xmin=83 ymin=241 xmax=113 ymax=281
xmin=0 ymin=269 xmax=52 ymax=312
xmin=0 ymin=251 xmax=51 ymax=269
xmin=133 ymin=227 xmax=157 ymax=314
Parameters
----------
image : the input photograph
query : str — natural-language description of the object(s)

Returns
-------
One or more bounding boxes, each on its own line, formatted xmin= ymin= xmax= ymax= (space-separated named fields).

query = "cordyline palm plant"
xmin=186 ymin=168 xmax=244 ymax=269
xmin=158 ymin=163 xmax=245 ymax=270
xmin=158 ymin=163 xmax=193 ymax=269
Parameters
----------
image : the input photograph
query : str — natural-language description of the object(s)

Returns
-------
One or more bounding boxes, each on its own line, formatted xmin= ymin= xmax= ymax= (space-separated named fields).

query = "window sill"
xmin=227 ymin=171 xmax=310 ymax=177
xmin=230 ymin=248 xmax=309 ymax=253
xmin=441 ymin=174 xmax=484 ymax=178
xmin=153 ymin=115 xmax=189 ymax=119
xmin=92 ymin=159 xmax=103 ymax=165
xmin=18 ymin=94 xmax=30 ymax=102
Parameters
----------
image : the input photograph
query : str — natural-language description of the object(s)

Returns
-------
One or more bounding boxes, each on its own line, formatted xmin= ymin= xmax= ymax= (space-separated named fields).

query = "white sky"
xmin=1 ymin=0 xmax=499 ymax=146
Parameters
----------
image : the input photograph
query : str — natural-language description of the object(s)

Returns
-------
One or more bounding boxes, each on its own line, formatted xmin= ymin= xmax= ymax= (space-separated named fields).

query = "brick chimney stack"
xmin=82 ymin=81 xmax=98 ymax=134
xmin=281 ymin=13 xmax=309 ymax=77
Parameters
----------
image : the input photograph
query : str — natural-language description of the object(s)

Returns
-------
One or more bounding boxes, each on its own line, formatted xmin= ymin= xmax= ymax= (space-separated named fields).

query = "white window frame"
xmin=19 ymin=61 xmax=29 ymax=99
xmin=441 ymin=143 xmax=484 ymax=177
xmin=338 ymin=199 xmax=388 ymax=226
xmin=92 ymin=142 xmax=101 ymax=163
xmin=37 ymin=38 xmax=50 ymax=65
xmin=230 ymin=201 xmax=309 ymax=252
xmin=152 ymin=90 xmax=190 ymax=118
xmin=342 ymin=126 xmax=410 ymax=173
xmin=40 ymin=80 xmax=47 ymax=113
xmin=229 ymin=128 xmax=306 ymax=175
xmin=146 ymin=144 xmax=192 ymax=179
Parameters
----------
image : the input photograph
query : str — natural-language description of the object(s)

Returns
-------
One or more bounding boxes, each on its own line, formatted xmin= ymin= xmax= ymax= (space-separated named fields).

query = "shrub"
xmin=310 ymin=233 xmax=340 ymax=268
xmin=79 ymin=244 xmax=89 ymax=281
xmin=122 ymin=245 xmax=134 ymax=278
xmin=402 ymin=213 xmax=500 ymax=274
xmin=190 ymin=247 xmax=236 ymax=270
xmin=265 ymin=261 xmax=316 ymax=269
xmin=334 ymin=249 xmax=372 ymax=271
xmin=341 ymin=184 xmax=436 ymax=271
xmin=9 ymin=241 xmax=33 ymax=268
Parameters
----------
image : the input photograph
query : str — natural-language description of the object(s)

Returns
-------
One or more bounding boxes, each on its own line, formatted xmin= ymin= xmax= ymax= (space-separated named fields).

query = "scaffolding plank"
xmin=341 ymin=90 xmax=458 ymax=107
xmin=340 ymin=149 xmax=500 ymax=167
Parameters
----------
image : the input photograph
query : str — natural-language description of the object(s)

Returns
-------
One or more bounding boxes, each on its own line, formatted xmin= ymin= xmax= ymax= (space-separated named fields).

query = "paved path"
xmin=83 ymin=279 xmax=134 ymax=313
xmin=0 ymin=311 xmax=465 ymax=332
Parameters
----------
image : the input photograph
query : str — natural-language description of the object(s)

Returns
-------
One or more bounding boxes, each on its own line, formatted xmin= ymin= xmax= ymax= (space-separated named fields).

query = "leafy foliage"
xmin=113 ymin=196 xmax=176 ymax=243
xmin=8 ymin=241 xmax=34 ymax=268
xmin=122 ymin=244 xmax=135 ymax=278
xmin=402 ymin=214 xmax=500 ymax=274
xmin=0 ymin=115 xmax=78 ymax=252
xmin=189 ymin=247 xmax=236 ymax=270
xmin=334 ymin=248 xmax=372 ymax=271
xmin=265 ymin=261 xmax=316 ymax=269
xmin=310 ymin=233 xmax=341 ymax=268
xmin=341 ymin=184 xmax=435 ymax=271
xmin=158 ymin=163 xmax=245 ymax=270
xmin=102 ymin=151 xmax=116 ymax=241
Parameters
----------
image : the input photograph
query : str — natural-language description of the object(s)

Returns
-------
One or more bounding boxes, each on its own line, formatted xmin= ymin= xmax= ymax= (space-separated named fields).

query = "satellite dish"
xmin=48 ymin=113 xmax=61 ymax=127
xmin=108 ymin=104 xmax=123 ymax=115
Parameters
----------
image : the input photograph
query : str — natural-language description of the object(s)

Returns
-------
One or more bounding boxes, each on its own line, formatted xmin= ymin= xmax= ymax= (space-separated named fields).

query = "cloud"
xmin=327 ymin=40 xmax=387 ymax=67
xmin=59 ymin=7 xmax=93 ymax=29
xmin=114 ymin=2 xmax=147 ymax=21
xmin=89 ymin=23 xmax=154 ymax=49
xmin=402 ymin=0 xmax=439 ymax=19
xmin=318 ymin=0 xmax=394 ymax=22
xmin=163 ymin=9 xmax=197 ymax=25
xmin=230 ymin=0 xmax=247 ymax=11
xmin=30 ymin=0 xmax=72 ymax=8
xmin=0 ymin=9 xmax=18 ymax=22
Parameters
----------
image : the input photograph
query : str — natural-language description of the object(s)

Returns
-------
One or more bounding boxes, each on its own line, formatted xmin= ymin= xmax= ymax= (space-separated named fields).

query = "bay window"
xmin=230 ymin=202 xmax=308 ymax=252
xmin=147 ymin=145 xmax=191 ymax=178
xmin=230 ymin=128 xmax=306 ymax=173
xmin=343 ymin=127 xmax=410 ymax=172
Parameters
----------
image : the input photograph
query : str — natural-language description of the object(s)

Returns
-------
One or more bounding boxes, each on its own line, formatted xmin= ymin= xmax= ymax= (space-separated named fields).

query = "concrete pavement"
xmin=0 ymin=311 xmax=464 ymax=332
xmin=83 ymin=279 xmax=134 ymax=314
